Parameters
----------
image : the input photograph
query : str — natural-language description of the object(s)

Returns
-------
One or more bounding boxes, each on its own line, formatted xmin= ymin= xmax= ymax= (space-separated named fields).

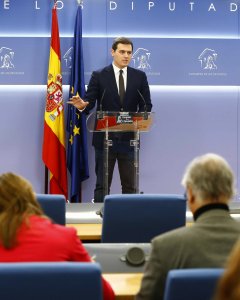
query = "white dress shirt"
xmin=112 ymin=63 xmax=127 ymax=94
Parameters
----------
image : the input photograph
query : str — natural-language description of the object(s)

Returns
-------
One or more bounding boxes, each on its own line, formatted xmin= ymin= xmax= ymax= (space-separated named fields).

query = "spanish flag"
xmin=42 ymin=5 xmax=68 ymax=201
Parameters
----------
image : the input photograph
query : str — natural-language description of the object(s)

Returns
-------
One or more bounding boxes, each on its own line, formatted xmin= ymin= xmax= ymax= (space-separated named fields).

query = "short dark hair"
xmin=112 ymin=37 xmax=133 ymax=51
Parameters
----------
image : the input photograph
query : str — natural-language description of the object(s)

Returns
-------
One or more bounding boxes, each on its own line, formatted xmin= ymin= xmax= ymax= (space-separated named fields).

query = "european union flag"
xmin=67 ymin=5 xmax=89 ymax=202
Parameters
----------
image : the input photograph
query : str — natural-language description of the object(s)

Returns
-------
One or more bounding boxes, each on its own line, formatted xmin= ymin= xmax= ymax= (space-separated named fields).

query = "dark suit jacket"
xmin=136 ymin=208 xmax=240 ymax=300
xmin=84 ymin=64 xmax=152 ymax=150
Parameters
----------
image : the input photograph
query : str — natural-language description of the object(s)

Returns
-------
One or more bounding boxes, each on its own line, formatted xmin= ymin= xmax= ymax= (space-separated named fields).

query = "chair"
xmin=36 ymin=194 xmax=66 ymax=225
xmin=101 ymin=194 xmax=186 ymax=243
xmin=84 ymin=243 xmax=151 ymax=273
xmin=163 ymin=268 xmax=224 ymax=300
xmin=0 ymin=262 xmax=102 ymax=300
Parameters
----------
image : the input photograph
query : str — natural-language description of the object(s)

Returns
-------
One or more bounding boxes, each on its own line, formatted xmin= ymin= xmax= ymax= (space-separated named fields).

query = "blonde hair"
xmin=0 ymin=172 xmax=44 ymax=249
xmin=214 ymin=239 xmax=240 ymax=300
xmin=181 ymin=153 xmax=234 ymax=202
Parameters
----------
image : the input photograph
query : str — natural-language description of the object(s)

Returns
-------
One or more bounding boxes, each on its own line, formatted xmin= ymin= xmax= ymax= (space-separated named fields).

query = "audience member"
xmin=136 ymin=153 xmax=240 ymax=300
xmin=0 ymin=172 xmax=114 ymax=300
xmin=214 ymin=238 xmax=240 ymax=300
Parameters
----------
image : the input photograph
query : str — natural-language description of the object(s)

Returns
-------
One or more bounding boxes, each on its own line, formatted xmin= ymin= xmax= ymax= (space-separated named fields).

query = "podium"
xmin=87 ymin=111 xmax=154 ymax=200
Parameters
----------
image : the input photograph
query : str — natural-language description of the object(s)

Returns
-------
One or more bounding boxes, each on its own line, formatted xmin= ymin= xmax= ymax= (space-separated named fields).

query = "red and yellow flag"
xmin=42 ymin=6 xmax=68 ymax=201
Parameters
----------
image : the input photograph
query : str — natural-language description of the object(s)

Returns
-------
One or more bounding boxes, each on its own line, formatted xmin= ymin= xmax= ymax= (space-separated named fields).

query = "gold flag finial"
xmin=76 ymin=0 xmax=83 ymax=6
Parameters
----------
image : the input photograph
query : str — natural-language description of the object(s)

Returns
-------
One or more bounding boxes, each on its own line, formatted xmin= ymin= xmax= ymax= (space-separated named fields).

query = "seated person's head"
xmin=0 ymin=172 xmax=44 ymax=248
xmin=181 ymin=153 xmax=234 ymax=212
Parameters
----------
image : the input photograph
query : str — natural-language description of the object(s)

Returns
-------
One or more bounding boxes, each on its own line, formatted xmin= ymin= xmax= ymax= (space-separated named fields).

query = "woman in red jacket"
xmin=0 ymin=172 xmax=114 ymax=300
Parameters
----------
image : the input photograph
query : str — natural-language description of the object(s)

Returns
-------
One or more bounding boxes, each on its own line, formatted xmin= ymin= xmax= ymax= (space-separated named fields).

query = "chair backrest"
xmin=0 ymin=262 xmax=102 ymax=300
xmin=163 ymin=268 xmax=224 ymax=300
xmin=36 ymin=194 xmax=66 ymax=225
xmin=84 ymin=243 xmax=151 ymax=273
xmin=101 ymin=194 xmax=186 ymax=243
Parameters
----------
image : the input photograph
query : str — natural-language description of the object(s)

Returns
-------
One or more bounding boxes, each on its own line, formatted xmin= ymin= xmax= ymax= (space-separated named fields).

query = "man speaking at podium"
xmin=68 ymin=37 xmax=152 ymax=203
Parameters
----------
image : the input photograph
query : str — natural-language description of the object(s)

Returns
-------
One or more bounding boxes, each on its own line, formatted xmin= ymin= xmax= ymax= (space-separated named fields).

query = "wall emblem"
xmin=198 ymin=48 xmax=217 ymax=70
xmin=132 ymin=48 xmax=151 ymax=71
xmin=0 ymin=47 xmax=15 ymax=69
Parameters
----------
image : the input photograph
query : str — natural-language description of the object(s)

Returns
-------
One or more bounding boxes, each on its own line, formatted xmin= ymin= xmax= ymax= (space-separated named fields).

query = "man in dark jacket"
xmin=136 ymin=153 xmax=240 ymax=300
xmin=68 ymin=37 xmax=152 ymax=202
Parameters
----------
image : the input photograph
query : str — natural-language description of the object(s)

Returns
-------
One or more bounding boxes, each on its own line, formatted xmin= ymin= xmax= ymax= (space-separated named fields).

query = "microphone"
xmin=96 ymin=206 xmax=104 ymax=218
xmin=97 ymin=89 xmax=106 ymax=119
xmin=137 ymin=89 xmax=148 ymax=120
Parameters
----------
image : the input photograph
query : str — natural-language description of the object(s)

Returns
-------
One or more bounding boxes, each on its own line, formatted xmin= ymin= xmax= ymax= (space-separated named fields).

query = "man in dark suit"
xmin=136 ymin=153 xmax=240 ymax=300
xmin=68 ymin=37 xmax=152 ymax=202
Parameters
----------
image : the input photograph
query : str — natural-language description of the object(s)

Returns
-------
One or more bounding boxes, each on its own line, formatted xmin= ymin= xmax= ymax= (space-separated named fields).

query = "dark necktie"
xmin=119 ymin=69 xmax=125 ymax=106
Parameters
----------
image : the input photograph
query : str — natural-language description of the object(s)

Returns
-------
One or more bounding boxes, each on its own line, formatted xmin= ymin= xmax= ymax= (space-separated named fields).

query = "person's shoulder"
xmin=94 ymin=64 xmax=113 ymax=74
xmin=30 ymin=215 xmax=77 ymax=237
xmin=50 ymin=222 xmax=77 ymax=237
xmin=152 ymin=226 xmax=192 ymax=247
xmin=127 ymin=66 xmax=146 ymax=76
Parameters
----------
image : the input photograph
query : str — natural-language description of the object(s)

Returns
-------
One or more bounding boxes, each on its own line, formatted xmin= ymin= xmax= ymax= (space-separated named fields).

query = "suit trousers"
xmin=94 ymin=148 xmax=136 ymax=203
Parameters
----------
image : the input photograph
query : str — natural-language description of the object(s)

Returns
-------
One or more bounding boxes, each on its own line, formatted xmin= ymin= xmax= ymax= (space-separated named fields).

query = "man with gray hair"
xmin=136 ymin=153 xmax=240 ymax=300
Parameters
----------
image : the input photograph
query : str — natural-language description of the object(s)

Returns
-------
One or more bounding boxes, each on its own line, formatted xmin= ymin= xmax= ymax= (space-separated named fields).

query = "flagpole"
xmin=44 ymin=167 xmax=48 ymax=194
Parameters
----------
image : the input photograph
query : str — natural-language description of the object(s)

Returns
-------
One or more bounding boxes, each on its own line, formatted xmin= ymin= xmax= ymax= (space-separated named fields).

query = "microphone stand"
xmin=137 ymin=89 xmax=148 ymax=120
xmin=97 ymin=89 xmax=106 ymax=119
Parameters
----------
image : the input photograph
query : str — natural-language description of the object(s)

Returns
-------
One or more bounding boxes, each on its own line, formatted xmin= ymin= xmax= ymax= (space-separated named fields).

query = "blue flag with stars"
xmin=67 ymin=5 xmax=89 ymax=202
